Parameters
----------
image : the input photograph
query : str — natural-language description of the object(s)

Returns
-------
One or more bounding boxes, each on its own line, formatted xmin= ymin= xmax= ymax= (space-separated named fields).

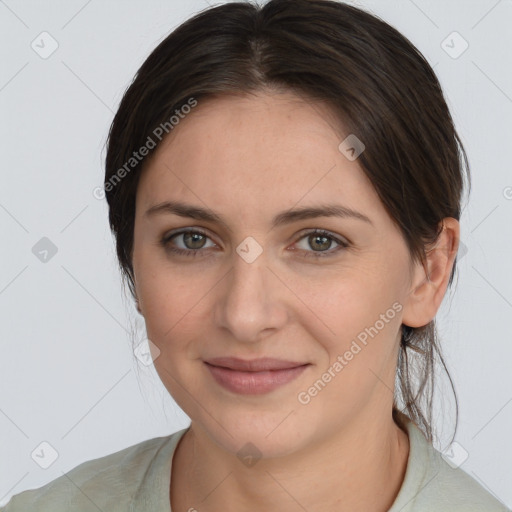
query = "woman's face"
xmin=132 ymin=91 xmax=419 ymax=457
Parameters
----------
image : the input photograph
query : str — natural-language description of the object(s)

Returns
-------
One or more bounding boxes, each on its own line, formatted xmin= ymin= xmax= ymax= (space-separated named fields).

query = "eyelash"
xmin=160 ymin=228 xmax=349 ymax=259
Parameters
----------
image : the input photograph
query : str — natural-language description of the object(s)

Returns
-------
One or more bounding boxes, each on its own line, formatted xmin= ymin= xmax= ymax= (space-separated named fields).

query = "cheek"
xmin=136 ymin=258 xmax=216 ymax=353
xmin=297 ymin=265 xmax=393 ymax=324
xmin=293 ymin=286 xmax=403 ymax=433
xmin=297 ymin=278 xmax=403 ymax=410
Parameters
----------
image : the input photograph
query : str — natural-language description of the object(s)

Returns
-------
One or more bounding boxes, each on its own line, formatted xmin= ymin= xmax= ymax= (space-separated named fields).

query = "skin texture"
xmin=132 ymin=91 xmax=460 ymax=512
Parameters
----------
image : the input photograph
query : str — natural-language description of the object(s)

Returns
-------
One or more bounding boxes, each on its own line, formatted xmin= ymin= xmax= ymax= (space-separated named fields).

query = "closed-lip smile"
xmin=204 ymin=357 xmax=311 ymax=394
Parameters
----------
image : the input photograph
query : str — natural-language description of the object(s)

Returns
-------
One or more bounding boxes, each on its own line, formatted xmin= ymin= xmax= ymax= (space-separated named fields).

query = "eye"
xmin=160 ymin=228 xmax=216 ymax=258
xmin=160 ymin=228 xmax=349 ymax=259
xmin=293 ymin=229 xmax=349 ymax=258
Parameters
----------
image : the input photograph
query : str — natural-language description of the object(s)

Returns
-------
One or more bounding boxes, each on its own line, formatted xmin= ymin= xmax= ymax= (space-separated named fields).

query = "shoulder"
xmin=1 ymin=429 xmax=187 ymax=512
xmin=424 ymin=454 xmax=509 ymax=511
xmin=390 ymin=417 xmax=510 ymax=512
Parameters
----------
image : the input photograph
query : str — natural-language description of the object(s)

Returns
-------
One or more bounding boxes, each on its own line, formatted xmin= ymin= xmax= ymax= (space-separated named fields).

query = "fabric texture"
xmin=2 ymin=417 xmax=509 ymax=511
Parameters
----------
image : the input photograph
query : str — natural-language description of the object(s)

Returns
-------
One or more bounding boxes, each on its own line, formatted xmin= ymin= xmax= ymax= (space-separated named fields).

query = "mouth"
xmin=204 ymin=357 xmax=311 ymax=394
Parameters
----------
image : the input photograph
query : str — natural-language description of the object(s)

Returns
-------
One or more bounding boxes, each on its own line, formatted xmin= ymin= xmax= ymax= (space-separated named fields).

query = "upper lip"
xmin=204 ymin=357 xmax=309 ymax=372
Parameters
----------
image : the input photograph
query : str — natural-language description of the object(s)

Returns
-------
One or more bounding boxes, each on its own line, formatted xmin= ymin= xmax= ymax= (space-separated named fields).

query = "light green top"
xmin=2 ymin=417 xmax=509 ymax=511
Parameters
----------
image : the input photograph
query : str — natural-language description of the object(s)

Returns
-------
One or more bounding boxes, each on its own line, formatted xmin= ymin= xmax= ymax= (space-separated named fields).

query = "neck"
xmin=171 ymin=411 xmax=410 ymax=512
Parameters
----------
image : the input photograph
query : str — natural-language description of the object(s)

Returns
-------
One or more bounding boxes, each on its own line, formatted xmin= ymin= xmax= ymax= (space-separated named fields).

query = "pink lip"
xmin=204 ymin=357 xmax=310 ymax=395
xmin=205 ymin=356 xmax=308 ymax=371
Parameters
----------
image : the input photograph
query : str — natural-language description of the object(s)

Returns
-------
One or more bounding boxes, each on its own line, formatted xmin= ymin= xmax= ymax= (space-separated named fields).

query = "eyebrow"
xmin=144 ymin=200 xmax=373 ymax=228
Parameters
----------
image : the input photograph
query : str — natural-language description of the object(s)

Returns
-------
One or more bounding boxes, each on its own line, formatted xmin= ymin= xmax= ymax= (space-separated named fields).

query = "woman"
xmin=2 ymin=0 xmax=509 ymax=510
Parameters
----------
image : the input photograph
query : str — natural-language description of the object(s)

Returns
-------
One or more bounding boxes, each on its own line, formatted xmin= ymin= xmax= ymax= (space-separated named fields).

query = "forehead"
xmin=136 ymin=91 xmax=380 ymax=221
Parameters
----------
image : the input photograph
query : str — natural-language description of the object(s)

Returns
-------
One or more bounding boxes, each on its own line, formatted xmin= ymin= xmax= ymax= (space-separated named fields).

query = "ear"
xmin=401 ymin=218 xmax=460 ymax=328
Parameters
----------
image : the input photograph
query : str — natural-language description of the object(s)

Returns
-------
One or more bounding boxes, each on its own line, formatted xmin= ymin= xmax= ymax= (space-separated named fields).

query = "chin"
xmin=196 ymin=409 xmax=312 ymax=460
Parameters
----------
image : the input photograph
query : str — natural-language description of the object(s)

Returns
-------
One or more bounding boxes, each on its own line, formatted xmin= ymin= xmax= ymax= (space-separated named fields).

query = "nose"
xmin=214 ymin=250 xmax=288 ymax=344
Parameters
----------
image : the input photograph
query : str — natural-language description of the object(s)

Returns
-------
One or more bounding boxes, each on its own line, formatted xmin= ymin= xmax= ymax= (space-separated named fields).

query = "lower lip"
xmin=205 ymin=362 xmax=309 ymax=394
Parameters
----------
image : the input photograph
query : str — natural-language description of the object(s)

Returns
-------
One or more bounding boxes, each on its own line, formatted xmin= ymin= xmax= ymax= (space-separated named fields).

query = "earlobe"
xmin=401 ymin=218 xmax=460 ymax=328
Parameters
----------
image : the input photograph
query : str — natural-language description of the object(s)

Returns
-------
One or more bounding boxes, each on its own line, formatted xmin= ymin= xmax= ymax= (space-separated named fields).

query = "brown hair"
xmin=104 ymin=0 xmax=470 ymax=444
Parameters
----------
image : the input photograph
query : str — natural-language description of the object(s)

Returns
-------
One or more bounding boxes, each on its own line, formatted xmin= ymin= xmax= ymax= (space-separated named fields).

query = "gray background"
xmin=0 ymin=0 xmax=511 ymax=507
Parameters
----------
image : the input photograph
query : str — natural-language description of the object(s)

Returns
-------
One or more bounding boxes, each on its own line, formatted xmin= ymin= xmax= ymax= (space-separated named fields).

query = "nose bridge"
xmin=215 ymin=246 xmax=287 ymax=343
